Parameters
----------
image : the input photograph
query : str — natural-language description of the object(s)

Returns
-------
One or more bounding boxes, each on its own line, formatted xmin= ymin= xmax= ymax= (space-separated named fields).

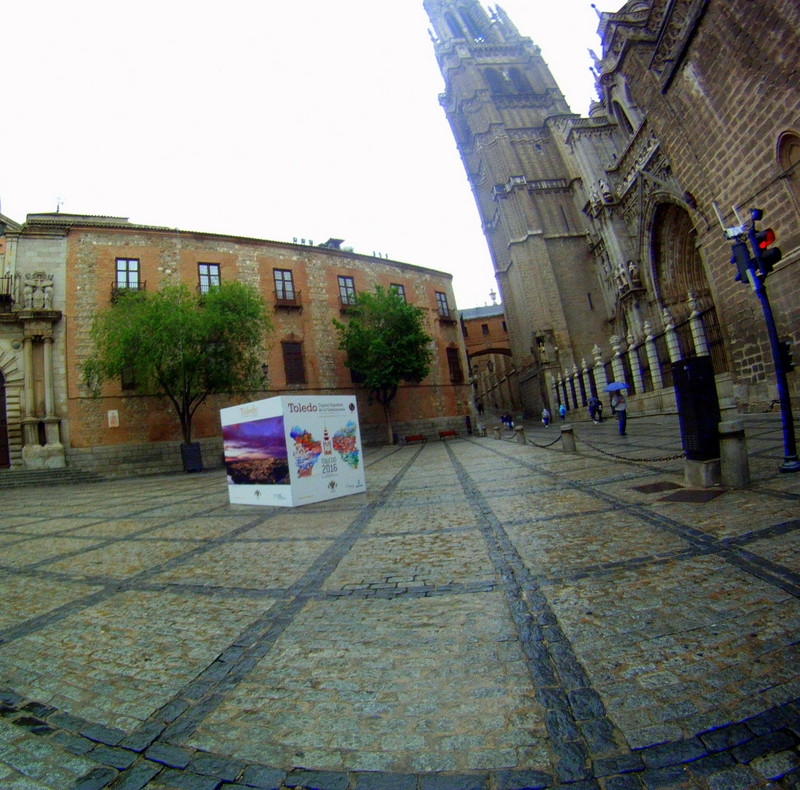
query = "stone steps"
xmin=0 ymin=467 xmax=103 ymax=488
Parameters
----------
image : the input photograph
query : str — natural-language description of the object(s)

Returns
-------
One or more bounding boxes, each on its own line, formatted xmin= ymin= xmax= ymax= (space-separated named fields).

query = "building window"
xmin=338 ymin=275 xmax=356 ymax=307
xmin=481 ymin=323 xmax=490 ymax=335
xmin=349 ymin=367 xmax=366 ymax=384
xmin=502 ymin=321 xmax=508 ymax=332
xmin=120 ymin=365 xmax=137 ymax=391
xmin=274 ymin=269 xmax=295 ymax=301
xmin=446 ymin=348 xmax=464 ymax=382
xmin=390 ymin=283 xmax=406 ymax=302
xmin=115 ymin=258 xmax=140 ymax=289
xmin=435 ymin=291 xmax=451 ymax=319
xmin=282 ymin=341 xmax=306 ymax=385
xmin=198 ymin=263 xmax=220 ymax=293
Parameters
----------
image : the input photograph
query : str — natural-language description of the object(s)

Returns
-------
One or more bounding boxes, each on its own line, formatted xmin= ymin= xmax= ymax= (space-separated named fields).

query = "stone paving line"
xmin=0 ymin=414 xmax=797 ymax=789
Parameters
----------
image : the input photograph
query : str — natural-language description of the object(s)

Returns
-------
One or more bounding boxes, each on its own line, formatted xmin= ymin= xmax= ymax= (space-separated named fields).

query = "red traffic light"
xmin=749 ymin=217 xmax=782 ymax=277
xmin=757 ymin=227 xmax=776 ymax=249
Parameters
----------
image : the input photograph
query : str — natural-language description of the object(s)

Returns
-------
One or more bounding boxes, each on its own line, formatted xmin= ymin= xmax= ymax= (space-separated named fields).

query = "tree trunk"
xmin=383 ymin=401 xmax=394 ymax=445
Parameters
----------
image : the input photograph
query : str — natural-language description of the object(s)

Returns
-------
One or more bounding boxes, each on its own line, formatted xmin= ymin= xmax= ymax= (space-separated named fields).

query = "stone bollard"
xmin=493 ymin=425 xmax=502 ymax=440
xmin=514 ymin=426 xmax=526 ymax=444
xmin=719 ymin=419 xmax=750 ymax=488
xmin=560 ymin=423 xmax=576 ymax=452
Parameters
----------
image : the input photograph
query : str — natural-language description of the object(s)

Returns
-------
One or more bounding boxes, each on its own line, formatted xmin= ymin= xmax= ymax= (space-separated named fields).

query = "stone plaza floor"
xmin=0 ymin=413 xmax=798 ymax=789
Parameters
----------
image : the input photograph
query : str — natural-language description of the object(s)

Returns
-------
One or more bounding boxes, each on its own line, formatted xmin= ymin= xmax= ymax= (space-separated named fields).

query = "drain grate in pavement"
xmin=659 ymin=488 xmax=725 ymax=503
xmin=633 ymin=481 xmax=683 ymax=494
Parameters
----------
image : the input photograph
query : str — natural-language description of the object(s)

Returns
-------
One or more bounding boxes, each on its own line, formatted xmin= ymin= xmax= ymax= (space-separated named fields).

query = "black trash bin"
xmin=671 ymin=355 xmax=720 ymax=461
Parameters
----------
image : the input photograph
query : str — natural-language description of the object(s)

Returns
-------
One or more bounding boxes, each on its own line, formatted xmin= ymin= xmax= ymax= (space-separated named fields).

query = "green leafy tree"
xmin=83 ymin=281 xmax=272 ymax=445
xmin=334 ymin=285 xmax=433 ymax=444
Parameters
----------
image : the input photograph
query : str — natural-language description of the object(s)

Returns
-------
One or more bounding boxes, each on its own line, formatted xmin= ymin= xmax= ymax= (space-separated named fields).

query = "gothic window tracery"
xmin=444 ymin=12 xmax=464 ymax=39
xmin=508 ymin=68 xmax=533 ymax=93
xmin=460 ymin=6 xmax=486 ymax=41
xmin=484 ymin=68 xmax=510 ymax=95
xmin=613 ymin=101 xmax=635 ymax=136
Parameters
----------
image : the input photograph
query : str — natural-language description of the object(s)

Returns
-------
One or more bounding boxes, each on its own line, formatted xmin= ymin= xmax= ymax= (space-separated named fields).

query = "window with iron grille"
xmin=273 ymin=269 xmax=295 ymax=301
xmin=198 ymin=263 xmax=220 ymax=293
xmin=390 ymin=283 xmax=406 ymax=302
xmin=116 ymin=258 xmax=140 ymax=289
xmin=338 ymin=275 xmax=356 ymax=306
xmin=435 ymin=291 xmax=451 ymax=319
xmin=282 ymin=341 xmax=306 ymax=384
xmin=446 ymin=348 xmax=464 ymax=382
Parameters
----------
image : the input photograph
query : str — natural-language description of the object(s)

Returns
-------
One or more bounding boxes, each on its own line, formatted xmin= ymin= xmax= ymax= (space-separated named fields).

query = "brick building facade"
xmin=460 ymin=303 xmax=518 ymax=415
xmin=425 ymin=0 xmax=799 ymax=420
xmin=0 ymin=213 xmax=469 ymax=473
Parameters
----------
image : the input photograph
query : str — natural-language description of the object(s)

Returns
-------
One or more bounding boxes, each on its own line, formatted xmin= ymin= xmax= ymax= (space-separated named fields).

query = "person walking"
xmin=558 ymin=403 xmax=566 ymax=423
xmin=611 ymin=390 xmax=627 ymax=435
xmin=541 ymin=407 xmax=550 ymax=427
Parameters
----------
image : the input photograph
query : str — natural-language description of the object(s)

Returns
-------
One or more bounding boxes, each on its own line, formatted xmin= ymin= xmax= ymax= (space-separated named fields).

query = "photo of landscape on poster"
xmin=220 ymin=395 xmax=366 ymax=507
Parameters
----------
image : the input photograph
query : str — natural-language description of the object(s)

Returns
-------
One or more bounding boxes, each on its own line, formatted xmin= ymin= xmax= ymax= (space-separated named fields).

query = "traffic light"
xmin=778 ymin=340 xmax=795 ymax=373
xmin=729 ymin=238 xmax=752 ymax=283
xmin=749 ymin=208 xmax=782 ymax=277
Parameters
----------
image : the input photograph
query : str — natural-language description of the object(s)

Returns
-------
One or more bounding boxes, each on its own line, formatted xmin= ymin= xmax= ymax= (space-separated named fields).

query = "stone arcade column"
xmin=610 ymin=334 xmax=627 ymax=385
xmin=687 ymin=292 xmax=710 ymax=357
xmin=592 ymin=345 xmax=608 ymax=393
xmin=627 ymin=330 xmax=645 ymax=393
xmin=661 ymin=307 xmax=683 ymax=364
xmin=643 ymin=321 xmax=664 ymax=390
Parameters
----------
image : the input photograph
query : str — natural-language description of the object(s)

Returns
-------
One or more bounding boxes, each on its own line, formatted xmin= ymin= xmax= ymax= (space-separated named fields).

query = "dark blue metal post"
xmin=748 ymin=223 xmax=799 ymax=473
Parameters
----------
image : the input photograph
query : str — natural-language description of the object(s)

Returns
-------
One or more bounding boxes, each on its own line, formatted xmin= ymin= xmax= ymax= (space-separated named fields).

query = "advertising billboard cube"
xmin=220 ymin=395 xmax=366 ymax=507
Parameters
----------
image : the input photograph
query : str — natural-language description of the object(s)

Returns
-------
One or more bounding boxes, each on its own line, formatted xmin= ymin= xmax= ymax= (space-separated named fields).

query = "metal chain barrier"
xmin=573 ymin=432 xmax=685 ymax=463
xmin=526 ymin=432 xmax=563 ymax=449
xmin=490 ymin=424 xmax=684 ymax=461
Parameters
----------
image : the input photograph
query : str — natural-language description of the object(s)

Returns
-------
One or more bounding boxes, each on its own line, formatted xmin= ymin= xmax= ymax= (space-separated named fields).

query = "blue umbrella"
xmin=604 ymin=381 xmax=628 ymax=392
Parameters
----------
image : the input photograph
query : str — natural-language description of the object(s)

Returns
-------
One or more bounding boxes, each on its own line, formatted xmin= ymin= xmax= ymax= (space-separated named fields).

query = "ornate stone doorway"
xmin=651 ymin=201 xmax=728 ymax=372
xmin=0 ymin=372 xmax=9 ymax=468
xmin=652 ymin=202 xmax=709 ymax=313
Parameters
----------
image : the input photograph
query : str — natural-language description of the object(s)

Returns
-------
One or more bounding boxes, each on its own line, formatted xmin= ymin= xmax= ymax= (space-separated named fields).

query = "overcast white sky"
xmin=2 ymin=1 xmax=616 ymax=309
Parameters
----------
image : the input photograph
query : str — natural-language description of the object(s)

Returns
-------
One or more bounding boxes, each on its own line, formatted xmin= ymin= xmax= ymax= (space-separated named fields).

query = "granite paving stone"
xmin=0 ymin=414 xmax=797 ymax=788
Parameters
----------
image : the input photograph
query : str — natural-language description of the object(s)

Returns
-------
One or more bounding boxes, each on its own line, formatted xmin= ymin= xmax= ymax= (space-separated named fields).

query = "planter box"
xmin=220 ymin=395 xmax=365 ymax=507
xmin=180 ymin=442 xmax=204 ymax=473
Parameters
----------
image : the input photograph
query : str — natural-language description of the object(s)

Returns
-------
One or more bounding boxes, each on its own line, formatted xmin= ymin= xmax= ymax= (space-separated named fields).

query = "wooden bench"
xmin=404 ymin=434 xmax=428 ymax=444
xmin=438 ymin=429 xmax=458 ymax=440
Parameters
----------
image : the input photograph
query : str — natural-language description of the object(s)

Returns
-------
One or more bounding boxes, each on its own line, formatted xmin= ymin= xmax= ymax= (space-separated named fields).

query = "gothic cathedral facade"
xmin=426 ymin=0 xmax=800 ymax=419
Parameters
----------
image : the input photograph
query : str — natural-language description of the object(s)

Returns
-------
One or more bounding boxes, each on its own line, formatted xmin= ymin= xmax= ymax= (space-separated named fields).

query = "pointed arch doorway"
xmin=0 ymin=372 xmax=10 ymax=468
xmin=651 ymin=201 xmax=729 ymax=373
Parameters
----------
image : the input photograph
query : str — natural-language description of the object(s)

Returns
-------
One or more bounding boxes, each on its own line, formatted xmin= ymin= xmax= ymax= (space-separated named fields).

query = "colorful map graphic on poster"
xmin=289 ymin=420 xmax=360 ymax=476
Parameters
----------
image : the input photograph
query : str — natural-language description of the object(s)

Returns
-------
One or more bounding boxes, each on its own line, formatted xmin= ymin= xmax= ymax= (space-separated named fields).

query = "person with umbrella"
xmin=604 ymin=382 xmax=628 ymax=436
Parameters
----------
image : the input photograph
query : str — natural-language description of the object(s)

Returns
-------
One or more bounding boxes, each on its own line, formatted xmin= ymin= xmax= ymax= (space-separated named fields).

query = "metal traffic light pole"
xmin=720 ymin=205 xmax=799 ymax=473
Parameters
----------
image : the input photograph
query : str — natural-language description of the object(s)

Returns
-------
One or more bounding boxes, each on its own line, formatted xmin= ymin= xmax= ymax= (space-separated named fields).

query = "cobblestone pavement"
xmin=0 ymin=413 xmax=798 ymax=789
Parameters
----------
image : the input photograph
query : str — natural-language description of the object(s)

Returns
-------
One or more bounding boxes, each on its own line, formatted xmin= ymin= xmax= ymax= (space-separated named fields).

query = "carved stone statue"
xmin=22 ymin=271 xmax=54 ymax=310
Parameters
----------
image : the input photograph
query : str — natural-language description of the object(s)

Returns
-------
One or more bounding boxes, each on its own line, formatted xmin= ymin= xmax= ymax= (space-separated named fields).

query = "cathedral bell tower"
xmin=425 ymin=1 xmax=608 ymax=413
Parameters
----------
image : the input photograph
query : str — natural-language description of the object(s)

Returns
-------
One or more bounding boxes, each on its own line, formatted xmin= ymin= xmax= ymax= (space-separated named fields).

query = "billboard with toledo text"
xmin=220 ymin=395 xmax=365 ymax=507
